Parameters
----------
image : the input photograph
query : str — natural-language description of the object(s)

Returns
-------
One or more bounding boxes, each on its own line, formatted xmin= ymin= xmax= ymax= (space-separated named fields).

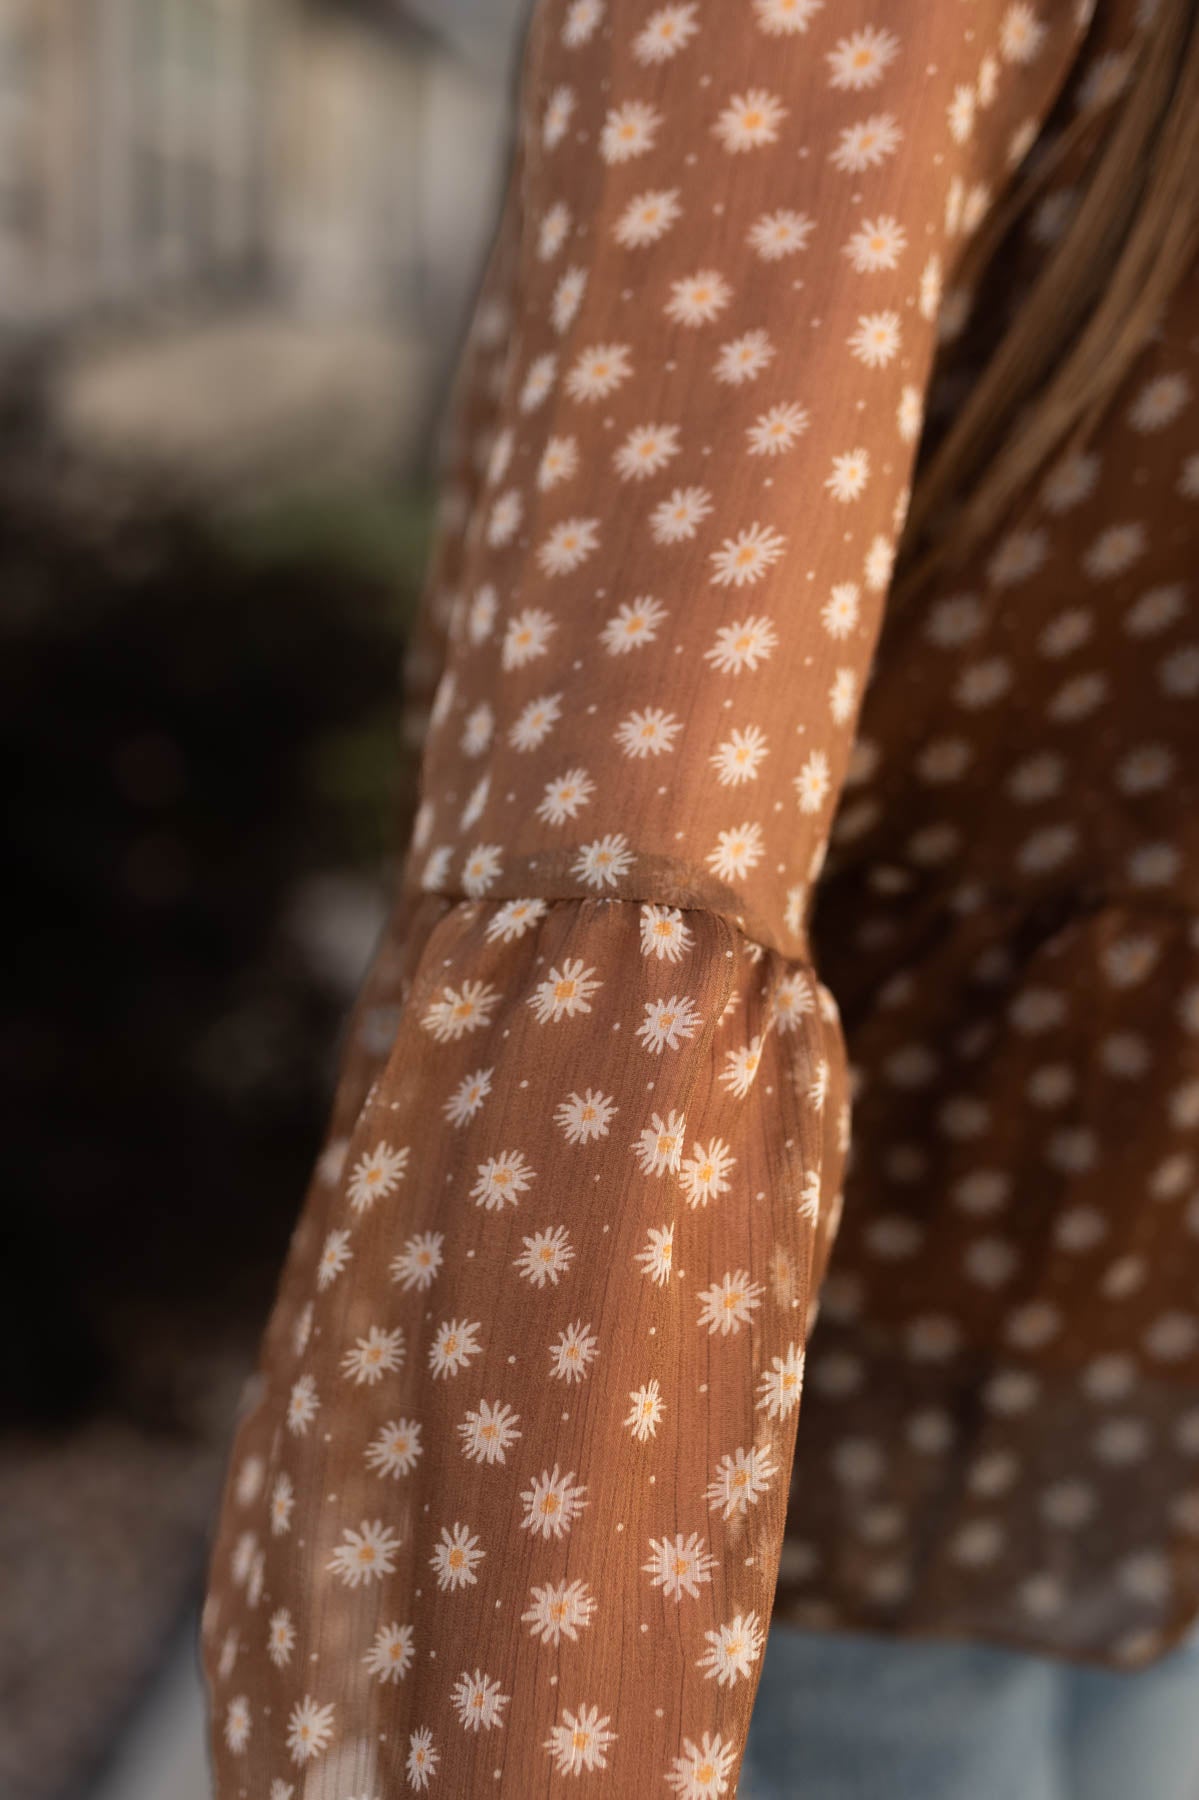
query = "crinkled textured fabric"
xmin=202 ymin=0 xmax=1199 ymax=1793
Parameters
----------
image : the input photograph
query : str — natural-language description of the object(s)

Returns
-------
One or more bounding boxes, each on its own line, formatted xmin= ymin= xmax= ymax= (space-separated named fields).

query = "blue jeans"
xmin=739 ymin=1622 xmax=1199 ymax=1799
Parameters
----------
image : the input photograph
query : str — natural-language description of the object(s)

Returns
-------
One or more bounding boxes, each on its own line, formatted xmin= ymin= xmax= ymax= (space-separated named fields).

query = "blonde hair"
xmin=895 ymin=0 xmax=1199 ymax=606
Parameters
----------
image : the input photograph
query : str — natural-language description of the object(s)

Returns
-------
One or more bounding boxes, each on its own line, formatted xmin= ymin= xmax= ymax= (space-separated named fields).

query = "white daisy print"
xmin=267 ymin=1609 xmax=295 ymax=1669
xmin=286 ymin=1374 xmax=319 ymax=1436
xmin=706 ymin=1442 xmax=777 ymax=1517
xmin=844 ymin=214 xmax=907 ymax=272
xmin=747 ymin=208 xmax=815 ymax=259
xmin=224 ymin=1696 xmax=251 ymax=1753
xmin=550 ymin=1319 xmax=601 ymax=1382
xmin=317 ymin=1228 xmax=351 ymax=1290
xmin=698 ymin=1611 xmax=766 ymax=1686
xmin=600 ymin=100 xmax=661 ymax=163
xmin=715 ymin=329 xmax=776 ymax=385
xmin=637 ymin=993 xmax=704 ymax=1053
xmin=459 ymin=1398 xmax=522 ymax=1465
xmin=664 ymin=270 xmax=733 ymax=326
xmin=537 ymin=434 xmax=579 ymax=488
xmin=614 ymin=422 xmax=681 ymax=480
xmin=601 ymin=595 xmax=669 ymax=654
xmin=757 ymin=1343 xmax=806 ymax=1417
xmin=826 ymin=446 xmax=871 ymax=501
xmin=640 ymin=903 xmax=695 ymax=961
xmin=346 ymin=1141 xmax=408 ymax=1214
xmin=471 ymin=1149 xmax=536 ymax=1209
xmin=522 ymin=1578 xmax=598 ymax=1644
xmin=830 ymin=112 xmax=902 ymax=171
xmin=521 ymin=1464 xmax=589 ymax=1540
xmin=849 ymin=311 xmax=902 ymax=367
xmin=514 ymin=1223 xmax=576 ymax=1286
xmin=573 ymin=832 xmax=636 ymax=888
xmin=616 ymin=707 xmax=683 ymax=758
xmin=423 ymin=979 xmax=502 ymax=1041
xmin=704 ymin=615 xmax=780 ymax=671
xmin=566 ymin=343 xmax=633 ymax=400
xmin=712 ymin=89 xmax=787 ymax=153
xmin=680 ymin=1138 xmax=736 ymax=1208
xmin=650 ymin=485 xmax=714 ymax=541
xmin=708 ymin=822 xmax=766 ymax=883
xmin=614 ymin=187 xmax=683 ymax=247
xmin=754 ymin=0 xmax=823 ymax=33
xmin=341 ymin=1325 xmax=405 ymax=1386
xmin=390 ymin=1230 xmax=445 ymax=1290
xmin=746 ymin=402 xmax=809 ymax=455
xmin=286 ymin=1696 xmax=335 ymax=1767
xmin=634 ymin=1109 xmax=688 ymax=1175
xmin=697 ymin=1268 xmax=766 ymax=1336
xmin=537 ymin=768 xmax=596 ymax=825
xmin=406 ymin=1729 xmax=439 ymax=1793
xmin=327 ymin=1520 xmax=401 ymax=1589
xmin=633 ymin=4 xmax=700 ymax=63
xmin=827 ymin=26 xmax=900 ymax=90
xmin=625 ymin=1377 xmax=666 ymax=1440
xmin=529 ymin=959 xmax=602 ymax=1021
xmin=365 ymin=1417 xmax=423 ymax=1479
xmin=537 ymin=517 xmax=600 ymax=576
xmin=450 ymin=1668 xmax=509 ymax=1733
xmin=363 ymin=1621 xmax=415 ymax=1685
xmin=428 ymin=1317 xmax=484 ymax=1377
xmin=544 ymin=1704 xmax=618 ymax=1774
xmin=431 ymin=1521 xmax=486 ymax=1591
xmin=555 ymin=1088 xmax=618 ymax=1142
xmin=635 ymin=1222 xmax=676 ymax=1285
xmin=795 ymin=748 xmax=832 ymax=812
xmin=665 ymin=1733 xmax=738 ymax=1798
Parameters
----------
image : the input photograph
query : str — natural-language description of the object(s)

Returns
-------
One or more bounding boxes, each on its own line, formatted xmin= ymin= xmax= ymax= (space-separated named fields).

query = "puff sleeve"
xmin=201 ymin=2 xmax=1087 ymax=1793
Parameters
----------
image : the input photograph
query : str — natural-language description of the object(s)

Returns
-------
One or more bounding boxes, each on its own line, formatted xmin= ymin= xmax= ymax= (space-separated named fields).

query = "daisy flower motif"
xmin=267 ymin=1609 xmax=296 ymax=1669
xmin=713 ymin=88 xmax=787 ymax=153
xmin=664 ymin=270 xmax=733 ymax=326
xmin=827 ymin=26 xmax=900 ymax=91
xmin=509 ymin=692 xmax=563 ymax=751
xmin=865 ymin=534 xmax=894 ymax=591
xmin=644 ymin=1531 xmax=718 ymax=1599
xmin=363 ymin=1621 xmax=416 ymax=1685
xmin=365 ymin=1416 xmax=423 ymax=1479
xmin=615 ymin=706 xmax=683 ymax=757
xmin=485 ymin=898 xmax=549 ymax=943
xmin=536 ymin=768 xmax=595 ymax=825
xmin=566 ymin=342 xmax=633 ymax=400
xmin=849 ymin=310 xmax=901 ymax=367
xmin=699 ymin=1612 xmax=766 ymax=1686
xmin=649 ymin=485 xmax=714 ymax=542
xmin=459 ymin=1397 xmax=523 ymax=1465
xmin=1001 ymin=2 xmax=1048 ymax=63
xmin=711 ymin=725 xmax=769 ymax=785
xmin=573 ymin=832 xmax=635 ymax=888
xmin=317 ymin=1228 xmax=351 ymax=1290
xmin=698 ymin=1269 xmax=766 ymax=1337
xmin=747 ymin=208 xmax=814 ymax=259
xmin=550 ymin=1319 xmax=600 ymax=1383
xmin=424 ymin=979 xmax=501 ymax=1043
xmin=707 ymin=823 xmax=766 ymax=884
xmin=542 ymin=84 xmax=576 ymax=149
xmin=829 ymin=112 xmax=902 ymax=172
xmin=537 ymin=434 xmax=579 ymax=489
xmin=715 ymin=329 xmax=776 ymax=385
xmin=634 ymin=1109 xmax=687 ymax=1175
xmin=431 ymin=1521 xmax=486 ymax=1591
xmin=633 ymin=3 xmax=700 ymax=63
xmin=347 ymin=1141 xmax=409 ymax=1214
xmin=949 ymin=83 xmax=976 ymax=143
xmin=640 ymin=903 xmax=694 ymax=961
xmin=555 ymin=1088 xmax=618 ymax=1143
xmin=680 ymin=1138 xmax=736 ymax=1208
xmin=746 ymin=401 xmax=809 ymax=455
xmin=471 ymin=1150 xmax=535 ymax=1209
xmin=224 ymin=1696 xmax=251 ymax=1753
xmin=502 ymin=606 xmax=557 ymax=669
xmin=341 ymin=1326 xmax=405 ymax=1386
xmin=988 ymin=527 xmax=1049 ymax=588
xmin=461 ymin=843 xmax=503 ymax=897
xmin=287 ymin=1374 xmax=319 ymax=1435
xmin=666 ymin=1733 xmax=738 ymax=1797
xmin=537 ymin=200 xmax=571 ymax=260
xmin=522 ymin=1577 xmax=598 ymax=1644
xmin=710 ymin=523 xmax=786 ymax=586
xmin=613 ymin=187 xmax=683 ymax=247
xmin=270 ymin=1471 xmax=294 ymax=1535
xmin=544 ymin=1704 xmax=618 ymax=1775
xmin=720 ymin=1037 xmax=765 ymax=1098
xmin=898 ymin=384 xmax=923 ymax=441
xmin=1041 ymin=450 xmax=1100 ymax=512
xmin=1128 ymin=372 xmax=1191 ymax=433
xmin=286 ymin=1696 xmax=335 ymax=1767
xmin=406 ymin=1729 xmax=439 ymax=1793
xmin=634 ymin=1221 xmax=675 ymax=1284
xmin=625 ymin=1377 xmax=666 ymax=1440
xmin=845 ymin=214 xmax=907 ymax=272
xmin=552 ymin=266 xmax=587 ymax=333
xmin=706 ymin=1442 xmax=777 ymax=1518
xmin=600 ymin=100 xmax=661 ymax=163
xmin=1084 ymin=522 xmax=1147 ymax=579
xmin=428 ymin=1317 xmax=484 ymax=1378
xmin=562 ymin=0 xmax=603 ymax=47
xmin=637 ymin=994 xmax=703 ymax=1053
xmin=515 ymin=1223 xmax=576 ymax=1287
xmin=830 ymin=667 xmax=858 ymax=722
xmin=450 ymin=1669 xmax=509 ymax=1733
xmin=521 ymin=1464 xmax=589 ymax=1539
xmin=537 ymin=517 xmax=600 ymax=576
xmin=795 ymin=748 xmax=832 ymax=813
xmin=757 ymin=1343 xmax=806 ymax=1417
xmin=919 ymin=253 xmax=943 ymax=321
xmin=529 ymin=959 xmax=603 ymax=1022
xmin=704 ymin=614 xmax=779 ymax=672
xmin=269 ymin=1782 xmax=293 ymax=1800
xmin=754 ymin=0 xmax=823 ymax=32
xmin=601 ymin=595 xmax=669 ymax=653
xmin=327 ymin=1520 xmax=401 ymax=1589
xmin=826 ymin=447 xmax=871 ymax=501
xmin=614 ymin=422 xmax=681 ymax=480
xmin=486 ymin=488 xmax=522 ymax=545
xmin=519 ymin=350 xmax=557 ymax=413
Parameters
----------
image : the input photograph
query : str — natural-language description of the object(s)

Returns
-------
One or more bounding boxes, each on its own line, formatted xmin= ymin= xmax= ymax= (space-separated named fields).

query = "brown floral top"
xmin=202 ymin=0 xmax=1199 ymax=1793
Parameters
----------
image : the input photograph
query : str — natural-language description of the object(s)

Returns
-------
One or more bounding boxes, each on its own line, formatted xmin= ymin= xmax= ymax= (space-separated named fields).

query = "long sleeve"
xmin=201 ymin=3 xmax=1090 ymax=1792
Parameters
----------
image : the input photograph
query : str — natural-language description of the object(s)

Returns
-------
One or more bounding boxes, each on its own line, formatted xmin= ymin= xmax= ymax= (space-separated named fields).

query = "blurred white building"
xmin=0 ymin=0 xmax=531 ymax=488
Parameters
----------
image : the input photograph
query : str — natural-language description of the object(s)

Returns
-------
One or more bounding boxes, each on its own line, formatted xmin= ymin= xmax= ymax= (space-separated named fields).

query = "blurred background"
xmin=0 ymin=3 xmax=530 ymax=1795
